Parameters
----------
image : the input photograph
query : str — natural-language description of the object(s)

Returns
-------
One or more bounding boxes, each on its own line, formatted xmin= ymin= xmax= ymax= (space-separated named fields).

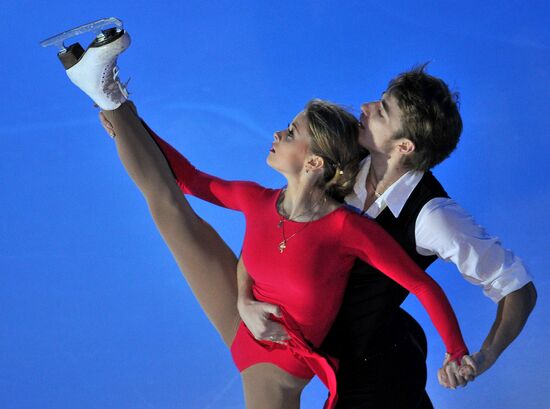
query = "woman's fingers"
xmin=262 ymin=321 xmax=290 ymax=343
xmin=239 ymin=300 xmax=289 ymax=342
xmin=444 ymin=361 xmax=460 ymax=388
xmin=258 ymin=303 xmax=288 ymax=341
xmin=437 ymin=366 xmax=450 ymax=387
xmin=99 ymin=111 xmax=116 ymax=138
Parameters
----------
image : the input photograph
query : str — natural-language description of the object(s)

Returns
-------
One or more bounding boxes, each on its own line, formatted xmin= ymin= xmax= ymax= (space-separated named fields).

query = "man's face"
xmin=358 ymin=92 xmax=404 ymax=154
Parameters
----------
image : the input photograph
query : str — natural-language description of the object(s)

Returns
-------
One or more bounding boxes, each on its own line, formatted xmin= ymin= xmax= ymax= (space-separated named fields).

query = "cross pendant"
xmin=278 ymin=240 xmax=287 ymax=253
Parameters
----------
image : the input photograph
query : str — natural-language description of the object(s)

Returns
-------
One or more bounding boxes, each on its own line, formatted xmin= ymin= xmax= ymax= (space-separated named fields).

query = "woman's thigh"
xmin=241 ymin=363 xmax=311 ymax=409
xmin=105 ymin=105 xmax=241 ymax=345
xmin=151 ymin=206 xmax=241 ymax=346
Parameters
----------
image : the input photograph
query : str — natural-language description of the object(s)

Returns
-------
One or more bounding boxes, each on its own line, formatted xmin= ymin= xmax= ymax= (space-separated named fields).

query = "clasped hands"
xmin=238 ymin=297 xmax=480 ymax=389
xmin=438 ymin=352 xmax=478 ymax=389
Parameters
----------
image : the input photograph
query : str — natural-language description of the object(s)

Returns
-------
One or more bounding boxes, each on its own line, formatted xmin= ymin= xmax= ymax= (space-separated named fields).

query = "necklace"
xmin=277 ymin=190 xmax=327 ymax=253
xmin=368 ymin=179 xmax=382 ymax=198
xmin=278 ymin=220 xmax=312 ymax=253
xmin=367 ymin=168 xmax=383 ymax=198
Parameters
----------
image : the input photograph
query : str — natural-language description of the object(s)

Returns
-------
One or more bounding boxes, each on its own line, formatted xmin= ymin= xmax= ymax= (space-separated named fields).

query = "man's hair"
xmin=387 ymin=63 xmax=462 ymax=171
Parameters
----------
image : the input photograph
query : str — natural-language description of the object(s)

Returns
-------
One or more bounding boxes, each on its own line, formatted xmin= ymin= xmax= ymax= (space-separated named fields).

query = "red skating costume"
xmin=146 ymin=125 xmax=468 ymax=409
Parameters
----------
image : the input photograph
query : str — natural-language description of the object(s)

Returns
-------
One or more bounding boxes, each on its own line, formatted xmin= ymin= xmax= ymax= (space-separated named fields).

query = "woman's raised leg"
xmin=102 ymin=102 xmax=240 ymax=345
xmin=103 ymin=108 xmax=313 ymax=409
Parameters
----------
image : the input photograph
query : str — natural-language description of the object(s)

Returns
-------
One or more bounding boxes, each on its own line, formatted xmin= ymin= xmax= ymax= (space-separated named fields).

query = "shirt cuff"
xmin=483 ymin=260 xmax=534 ymax=303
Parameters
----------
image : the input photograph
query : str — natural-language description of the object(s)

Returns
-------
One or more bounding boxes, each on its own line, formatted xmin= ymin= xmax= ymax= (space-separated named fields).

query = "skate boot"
xmin=65 ymin=30 xmax=131 ymax=110
xmin=41 ymin=18 xmax=131 ymax=110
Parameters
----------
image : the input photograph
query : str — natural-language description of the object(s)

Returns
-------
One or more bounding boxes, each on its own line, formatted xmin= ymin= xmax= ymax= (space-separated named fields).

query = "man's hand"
xmin=437 ymin=353 xmax=478 ymax=389
xmin=237 ymin=299 xmax=289 ymax=343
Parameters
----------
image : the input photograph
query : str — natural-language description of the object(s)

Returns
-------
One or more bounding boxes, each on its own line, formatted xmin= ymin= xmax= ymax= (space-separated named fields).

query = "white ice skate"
xmin=41 ymin=17 xmax=131 ymax=110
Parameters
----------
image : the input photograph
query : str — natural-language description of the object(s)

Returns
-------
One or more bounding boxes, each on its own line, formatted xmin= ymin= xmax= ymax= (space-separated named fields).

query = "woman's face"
xmin=267 ymin=111 xmax=312 ymax=176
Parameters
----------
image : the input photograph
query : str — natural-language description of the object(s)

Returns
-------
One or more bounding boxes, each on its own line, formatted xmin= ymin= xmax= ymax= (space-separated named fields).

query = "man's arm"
xmin=475 ymin=281 xmax=537 ymax=375
xmin=416 ymin=198 xmax=536 ymax=377
xmin=236 ymin=256 xmax=289 ymax=342
xmin=439 ymin=281 xmax=536 ymax=386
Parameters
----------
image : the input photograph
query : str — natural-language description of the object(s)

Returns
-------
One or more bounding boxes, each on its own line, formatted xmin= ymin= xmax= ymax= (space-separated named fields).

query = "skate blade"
xmin=40 ymin=17 xmax=123 ymax=52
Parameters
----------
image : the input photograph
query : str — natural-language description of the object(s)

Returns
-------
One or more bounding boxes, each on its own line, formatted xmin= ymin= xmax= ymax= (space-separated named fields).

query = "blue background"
xmin=1 ymin=1 xmax=548 ymax=408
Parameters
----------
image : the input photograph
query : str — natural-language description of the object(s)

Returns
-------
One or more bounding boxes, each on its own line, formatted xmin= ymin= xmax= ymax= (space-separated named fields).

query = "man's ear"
xmin=397 ymin=138 xmax=415 ymax=155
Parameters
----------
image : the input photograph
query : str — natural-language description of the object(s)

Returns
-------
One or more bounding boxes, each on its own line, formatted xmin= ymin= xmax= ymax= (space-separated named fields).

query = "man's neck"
xmin=364 ymin=152 xmax=410 ymax=210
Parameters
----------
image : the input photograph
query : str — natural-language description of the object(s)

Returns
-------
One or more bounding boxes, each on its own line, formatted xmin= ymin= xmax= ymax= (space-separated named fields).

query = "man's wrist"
xmin=473 ymin=346 xmax=500 ymax=375
xmin=480 ymin=345 xmax=500 ymax=361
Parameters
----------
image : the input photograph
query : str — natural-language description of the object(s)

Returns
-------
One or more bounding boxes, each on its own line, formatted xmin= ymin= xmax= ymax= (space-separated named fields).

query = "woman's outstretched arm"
xmin=142 ymin=121 xmax=267 ymax=212
xmin=341 ymin=212 xmax=469 ymax=364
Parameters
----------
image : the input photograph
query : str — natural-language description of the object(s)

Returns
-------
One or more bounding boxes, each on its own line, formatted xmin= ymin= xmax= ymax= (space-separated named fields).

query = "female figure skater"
xmin=63 ymin=30 xmax=474 ymax=409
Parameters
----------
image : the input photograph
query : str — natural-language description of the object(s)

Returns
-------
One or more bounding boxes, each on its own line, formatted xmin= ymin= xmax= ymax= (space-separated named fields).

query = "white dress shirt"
xmin=345 ymin=156 xmax=533 ymax=303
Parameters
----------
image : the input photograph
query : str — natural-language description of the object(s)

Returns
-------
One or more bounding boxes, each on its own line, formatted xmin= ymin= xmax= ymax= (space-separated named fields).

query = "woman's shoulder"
xmin=339 ymin=204 xmax=367 ymax=222
xmin=233 ymin=181 xmax=281 ymax=204
xmin=338 ymin=204 xmax=385 ymax=233
xmin=317 ymin=204 xmax=365 ymax=234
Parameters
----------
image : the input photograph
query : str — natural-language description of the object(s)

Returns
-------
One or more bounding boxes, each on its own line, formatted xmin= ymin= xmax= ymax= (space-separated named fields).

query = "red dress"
xmin=147 ymin=125 xmax=468 ymax=409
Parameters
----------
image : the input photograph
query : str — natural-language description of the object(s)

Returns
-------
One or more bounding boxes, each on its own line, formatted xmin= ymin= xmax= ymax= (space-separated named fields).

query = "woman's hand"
xmin=98 ymin=101 xmax=139 ymax=138
xmin=237 ymin=298 xmax=289 ymax=344
xmin=437 ymin=353 xmax=478 ymax=389
xmin=99 ymin=111 xmax=116 ymax=138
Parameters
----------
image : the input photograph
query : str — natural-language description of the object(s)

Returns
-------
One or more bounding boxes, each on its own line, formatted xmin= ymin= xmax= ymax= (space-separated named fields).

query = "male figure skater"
xmin=237 ymin=65 xmax=537 ymax=408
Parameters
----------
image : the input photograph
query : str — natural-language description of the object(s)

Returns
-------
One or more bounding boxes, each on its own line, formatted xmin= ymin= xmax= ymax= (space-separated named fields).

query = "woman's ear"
xmin=305 ymin=155 xmax=325 ymax=172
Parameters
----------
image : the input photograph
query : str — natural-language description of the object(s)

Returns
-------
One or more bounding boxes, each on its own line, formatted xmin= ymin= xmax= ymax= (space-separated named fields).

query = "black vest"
xmin=321 ymin=171 xmax=449 ymax=359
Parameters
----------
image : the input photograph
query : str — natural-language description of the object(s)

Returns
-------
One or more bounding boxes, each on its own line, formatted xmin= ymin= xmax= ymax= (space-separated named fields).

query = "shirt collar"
xmin=347 ymin=155 xmax=425 ymax=218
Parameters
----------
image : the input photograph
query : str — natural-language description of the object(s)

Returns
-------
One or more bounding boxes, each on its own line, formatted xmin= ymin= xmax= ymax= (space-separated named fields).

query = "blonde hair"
xmin=304 ymin=99 xmax=365 ymax=202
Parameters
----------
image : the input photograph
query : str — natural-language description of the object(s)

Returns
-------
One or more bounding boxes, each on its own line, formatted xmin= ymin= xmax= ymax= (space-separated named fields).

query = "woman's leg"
xmin=103 ymin=102 xmax=240 ymax=345
xmin=241 ymin=364 xmax=311 ymax=409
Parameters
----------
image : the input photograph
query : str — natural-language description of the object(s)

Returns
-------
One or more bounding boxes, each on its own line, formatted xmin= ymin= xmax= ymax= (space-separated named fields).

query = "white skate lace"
xmin=112 ymin=66 xmax=130 ymax=98
xmin=102 ymin=64 xmax=129 ymax=102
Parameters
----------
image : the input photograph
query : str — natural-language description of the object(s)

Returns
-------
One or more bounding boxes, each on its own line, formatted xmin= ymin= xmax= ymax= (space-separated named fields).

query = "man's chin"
xmin=357 ymin=134 xmax=372 ymax=150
